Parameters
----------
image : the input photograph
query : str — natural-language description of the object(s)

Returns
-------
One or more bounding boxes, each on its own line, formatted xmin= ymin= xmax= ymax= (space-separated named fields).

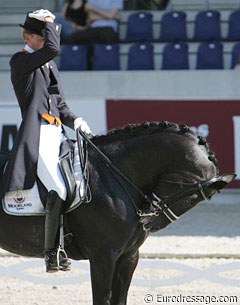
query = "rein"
xmin=76 ymin=131 xmax=92 ymax=203
xmin=77 ymin=129 xmax=151 ymax=212
xmin=77 ymin=129 xmax=215 ymax=225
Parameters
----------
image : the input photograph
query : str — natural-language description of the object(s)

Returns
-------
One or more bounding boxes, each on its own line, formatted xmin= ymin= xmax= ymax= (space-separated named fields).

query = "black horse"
xmin=0 ymin=121 xmax=235 ymax=305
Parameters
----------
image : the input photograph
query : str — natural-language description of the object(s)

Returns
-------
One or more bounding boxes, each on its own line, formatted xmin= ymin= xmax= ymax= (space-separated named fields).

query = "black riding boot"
xmin=44 ymin=190 xmax=71 ymax=273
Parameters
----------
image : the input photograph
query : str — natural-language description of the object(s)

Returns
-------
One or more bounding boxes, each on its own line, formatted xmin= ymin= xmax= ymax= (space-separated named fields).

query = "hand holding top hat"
xmin=29 ymin=9 xmax=55 ymax=22
xmin=19 ymin=9 xmax=56 ymax=36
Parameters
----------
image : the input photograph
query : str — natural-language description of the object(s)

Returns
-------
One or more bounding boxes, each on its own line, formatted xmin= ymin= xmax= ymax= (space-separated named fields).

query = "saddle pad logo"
xmin=14 ymin=191 xmax=25 ymax=203
xmin=3 ymin=183 xmax=45 ymax=215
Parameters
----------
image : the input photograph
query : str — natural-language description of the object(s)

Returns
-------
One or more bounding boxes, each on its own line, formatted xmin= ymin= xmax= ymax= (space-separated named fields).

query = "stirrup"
xmin=57 ymin=247 xmax=71 ymax=271
xmin=44 ymin=248 xmax=71 ymax=273
xmin=57 ymin=215 xmax=71 ymax=271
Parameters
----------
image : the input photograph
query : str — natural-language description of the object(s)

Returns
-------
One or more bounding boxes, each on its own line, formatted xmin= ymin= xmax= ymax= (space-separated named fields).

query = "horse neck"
xmin=91 ymin=129 xmax=217 ymax=193
xmin=96 ymin=135 xmax=168 ymax=192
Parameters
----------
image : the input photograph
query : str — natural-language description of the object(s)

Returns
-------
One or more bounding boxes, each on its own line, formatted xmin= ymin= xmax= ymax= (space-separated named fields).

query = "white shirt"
xmin=24 ymin=44 xmax=35 ymax=53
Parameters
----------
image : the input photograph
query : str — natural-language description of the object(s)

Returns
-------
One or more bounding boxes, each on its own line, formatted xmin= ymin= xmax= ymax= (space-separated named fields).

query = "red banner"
xmin=106 ymin=99 xmax=240 ymax=188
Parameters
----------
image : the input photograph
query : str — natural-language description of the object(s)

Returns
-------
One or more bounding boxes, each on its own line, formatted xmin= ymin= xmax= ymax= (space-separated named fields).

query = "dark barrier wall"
xmin=107 ymin=99 xmax=240 ymax=188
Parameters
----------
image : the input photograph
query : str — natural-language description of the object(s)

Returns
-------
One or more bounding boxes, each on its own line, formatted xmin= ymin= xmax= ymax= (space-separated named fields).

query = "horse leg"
xmin=110 ymin=250 xmax=139 ymax=305
xmin=89 ymin=254 xmax=116 ymax=305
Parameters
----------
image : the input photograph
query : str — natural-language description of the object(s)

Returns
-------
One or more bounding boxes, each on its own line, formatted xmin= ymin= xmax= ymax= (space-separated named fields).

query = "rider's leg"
xmin=37 ymin=125 xmax=67 ymax=201
xmin=44 ymin=190 xmax=71 ymax=273
xmin=37 ymin=125 xmax=70 ymax=272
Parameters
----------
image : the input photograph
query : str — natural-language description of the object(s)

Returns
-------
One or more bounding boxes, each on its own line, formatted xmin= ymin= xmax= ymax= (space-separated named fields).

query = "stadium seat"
xmin=196 ymin=42 xmax=223 ymax=69
xmin=226 ymin=10 xmax=240 ymax=41
xmin=127 ymin=43 xmax=154 ymax=70
xmin=193 ymin=10 xmax=221 ymax=41
xmin=231 ymin=43 xmax=240 ymax=69
xmin=92 ymin=44 xmax=120 ymax=71
xmin=161 ymin=42 xmax=189 ymax=70
xmin=159 ymin=11 xmax=187 ymax=42
xmin=59 ymin=44 xmax=87 ymax=71
xmin=125 ymin=12 xmax=153 ymax=42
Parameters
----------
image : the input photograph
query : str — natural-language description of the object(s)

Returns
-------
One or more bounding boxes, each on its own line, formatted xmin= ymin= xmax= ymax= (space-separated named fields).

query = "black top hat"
xmin=19 ymin=12 xmax=45 ymax=36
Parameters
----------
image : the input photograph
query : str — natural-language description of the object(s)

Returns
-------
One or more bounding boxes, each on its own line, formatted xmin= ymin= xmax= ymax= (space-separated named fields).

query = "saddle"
xmin=59 ymin=139 xmax=77 ymax=205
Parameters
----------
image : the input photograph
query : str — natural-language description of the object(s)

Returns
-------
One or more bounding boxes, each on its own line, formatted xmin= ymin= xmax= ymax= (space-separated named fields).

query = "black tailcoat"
xmin=1 ymin=22 xmax=77 ymax=196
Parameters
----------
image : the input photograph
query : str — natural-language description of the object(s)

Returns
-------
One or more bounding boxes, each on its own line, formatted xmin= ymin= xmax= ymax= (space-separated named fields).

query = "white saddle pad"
xmin=3 ymin=182 xmax=45 ymax=215
xmin=3 ymin=142 xmax=85 ymax=216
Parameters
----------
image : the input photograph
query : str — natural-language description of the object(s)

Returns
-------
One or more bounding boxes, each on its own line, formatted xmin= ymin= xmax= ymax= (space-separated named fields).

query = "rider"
xmin=1 ymin=9 xmax=92 ymax=272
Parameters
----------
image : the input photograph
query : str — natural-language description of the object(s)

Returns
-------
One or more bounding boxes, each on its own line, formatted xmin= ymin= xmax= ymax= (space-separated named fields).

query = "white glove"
xmin=74 ymin=117 xmax=92 ymax=135
xmin=29 ymin=9 xmax=55 ymax=21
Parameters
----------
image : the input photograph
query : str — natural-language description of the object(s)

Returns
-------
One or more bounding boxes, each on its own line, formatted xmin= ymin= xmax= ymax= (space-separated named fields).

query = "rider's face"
xmin=24 ymin=32 xmax=45 ymax=50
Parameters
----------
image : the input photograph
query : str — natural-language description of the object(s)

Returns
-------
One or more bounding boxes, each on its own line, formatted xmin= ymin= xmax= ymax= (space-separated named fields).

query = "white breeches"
xmin=37 ymin=124 xmax=67 ymax=201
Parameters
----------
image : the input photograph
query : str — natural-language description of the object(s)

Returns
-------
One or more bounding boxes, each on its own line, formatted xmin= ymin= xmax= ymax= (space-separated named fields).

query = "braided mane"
xmin=95 ymin=120 xmax=194 ymax=140
xmin=92 ymin=120 xmax=218 ymax=168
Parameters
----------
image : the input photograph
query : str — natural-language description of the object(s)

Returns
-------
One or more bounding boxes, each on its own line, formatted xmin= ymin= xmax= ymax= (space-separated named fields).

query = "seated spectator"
xmin=67 ymin=0 xmax=123 ymax=43
xmin=55 ymin=0 xmax=87 ymax=43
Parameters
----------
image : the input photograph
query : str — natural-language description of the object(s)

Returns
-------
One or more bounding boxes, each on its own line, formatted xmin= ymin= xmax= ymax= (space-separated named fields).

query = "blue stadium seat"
xmin=227 ymin=10 xmax=240 ymax=41
xmin=59 ymin=44 xmax=87 ymax=71
xmin=161 ymin=42 xmax=189 ymax=70
xmin=127 ymin=43 xmax=154 ymax=70
xmin=125 ymin=12 xmax=153 ymax=42
xmin=159 ymin=11 xmax=187 ymax=42
xmin=196 ymin=42 xmax=223 ymax=69
xmin=193 ymin=10 xmax=221 ymax=41
xmin=231 ymin=43 xmax=240 ymax=68
xmin=92 ymin=44 xmax=120 ymax=71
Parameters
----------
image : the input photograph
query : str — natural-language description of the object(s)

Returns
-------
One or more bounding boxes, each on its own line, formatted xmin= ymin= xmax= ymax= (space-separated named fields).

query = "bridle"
xmin=139 ymin=177 xmax=217 ymax=224
xmin=156 ymin=178 xmax=210 ymax=201
xmin=77 ymin=129 xmax=218 ymax=226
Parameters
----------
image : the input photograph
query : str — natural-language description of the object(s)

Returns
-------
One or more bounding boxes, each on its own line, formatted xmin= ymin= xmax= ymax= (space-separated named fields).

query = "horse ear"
xmin=207 ymin=173 xmax=236 ymax=191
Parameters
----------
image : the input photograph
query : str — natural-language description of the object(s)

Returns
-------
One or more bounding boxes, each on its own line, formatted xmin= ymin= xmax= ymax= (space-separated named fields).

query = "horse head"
xmin=141 ymin=172 xmax=236 ymax=232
